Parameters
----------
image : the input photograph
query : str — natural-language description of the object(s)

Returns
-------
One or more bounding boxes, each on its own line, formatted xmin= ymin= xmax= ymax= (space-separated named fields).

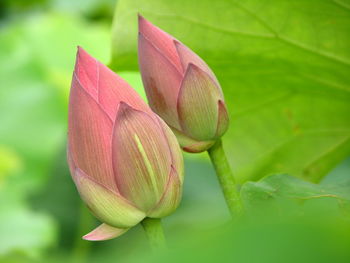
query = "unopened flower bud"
xmin=67 ymin=47 xmax=183 ymax=241
xmin=138 ymin=16 xmax=229 ymax=153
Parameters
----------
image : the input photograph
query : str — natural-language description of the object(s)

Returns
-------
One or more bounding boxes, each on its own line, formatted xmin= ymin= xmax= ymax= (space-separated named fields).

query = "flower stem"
xmin=207 ymin=139 xmax=243 ymax=218
xmin=141 ymin=218 xmax=166 ymax=251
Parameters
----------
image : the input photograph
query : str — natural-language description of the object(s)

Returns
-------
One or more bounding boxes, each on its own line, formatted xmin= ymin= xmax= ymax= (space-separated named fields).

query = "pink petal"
xmin=171 ymin=128 xmax=215 ymax=153
xmin=177 ymin=63 xmax=222 ymax=141
xmin=138 ymin=33 xmax=183 ymax=130
xmin=97 ymin=61 xmax=151 ymax=120
xmin=83 ymin=223 xmax=128 ymax=241
xmin=138 ymin=15 xmax=183 ymax=72
xmin=73 ymin=168 xmax=145 ymax=228
xmin=112 ymin=103 xmax=172 ymax=212
xmin=74 ymin=47 xmax=99 ymax=100
xmin=216 ymin=100 xmax=230 ymax=138
xmin=147 ymin=166 xmax=182 ymax=218
xmin=155 ymin=116 xmax=184 ymax=183
xmin=68 ymin=77 xmax=117 ymax=191
xmin=174 ymin=41 xmax=221 ymax=92
xmin=182 ymin=141 xmax=216 ymax=153
xmin=75 ymin=47 xmax=150 ymax=121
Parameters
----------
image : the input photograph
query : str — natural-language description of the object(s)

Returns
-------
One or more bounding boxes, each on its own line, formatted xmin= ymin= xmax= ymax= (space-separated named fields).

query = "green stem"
xmin=141 ymin=217 xmax=166 ymax=251
xmin=207 ymin=139 xmax=243 ymax=217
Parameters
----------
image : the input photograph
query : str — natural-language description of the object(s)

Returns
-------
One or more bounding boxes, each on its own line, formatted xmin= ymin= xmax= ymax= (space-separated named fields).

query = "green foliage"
xmin=143 ymin=169 xmax=350 ymax=263
xmin=241 ymin=173 xmax=350 ymax=215
xmin=0 ymin=12 xmax=110 ymax=258
xmin=0 ymin=12 xmax=110 ymax=188
xmin=111 ymin=0 xmax=350 ymax=183
xmin=0 ymin=191 xmax=56 ymax=258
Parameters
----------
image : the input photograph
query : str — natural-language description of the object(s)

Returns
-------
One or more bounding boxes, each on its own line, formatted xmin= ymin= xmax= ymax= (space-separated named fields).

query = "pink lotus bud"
xmin=67 ymin=47 xmax=183 ymax=241
xmin=138 ymin=16 xmax=229 ymax=153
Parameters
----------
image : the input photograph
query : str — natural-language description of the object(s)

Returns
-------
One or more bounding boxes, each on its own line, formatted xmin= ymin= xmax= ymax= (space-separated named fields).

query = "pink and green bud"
xmin=67 ymin=47 xmax=183 ymax=241
xmin=138 ymin=16 xmax=229 ymax=153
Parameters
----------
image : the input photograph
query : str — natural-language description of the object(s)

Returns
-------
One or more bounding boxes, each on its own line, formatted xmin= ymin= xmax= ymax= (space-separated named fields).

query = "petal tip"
xmin=117 ymin=101 xmax=151 ymax=119
xmin=117 ymin=101 xmax=135 ymax=116
xmin=82 ymin=234 xmax=98 ymax=241
xmin=76 ymin=46 xmax=91 ymax=64
xmin=82 ymin=224 xmax=129 ymax=241
xmin=138 ymin=14 xmax=152 ymax=34
xmin=186 ymin=62 xmax=201 ymax=74
xmin=181 ymin=62 xmax=203 ymax=81
xmin=138 ymin=13 xmax=145 ymax=23
xmin=173 ymin=40 xmax=185 ymax=53
xmin=73 ymin=46 xmax=100 ymax=99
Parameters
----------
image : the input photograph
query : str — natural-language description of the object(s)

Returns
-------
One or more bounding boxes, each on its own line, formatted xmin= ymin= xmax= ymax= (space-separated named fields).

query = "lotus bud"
xmin=138 ymin=16 xmax=229 ymax=153
xmin=67 ymin=47 xmax=183 ymax=241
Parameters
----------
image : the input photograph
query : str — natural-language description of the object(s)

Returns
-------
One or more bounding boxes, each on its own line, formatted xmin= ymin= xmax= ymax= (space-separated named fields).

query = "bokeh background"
xmin=1 ymin=0 xmax=350 ymax=262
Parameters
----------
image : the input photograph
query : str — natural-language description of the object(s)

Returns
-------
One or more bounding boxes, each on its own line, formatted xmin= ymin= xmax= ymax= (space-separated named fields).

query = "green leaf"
xmin=240 ymin=173 xmax=350 ymax=213
xmin=110 ymin=0 xmax=350 ymax=183
xmin=0 ymin=188 xmax=57 ymax=258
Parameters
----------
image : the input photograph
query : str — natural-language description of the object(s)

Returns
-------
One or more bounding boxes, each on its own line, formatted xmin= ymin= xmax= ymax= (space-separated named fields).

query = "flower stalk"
xmin=207 ymin=139 xmax=243 ymax=218
xmin=141 ymin=218 xmax=166 ymax=251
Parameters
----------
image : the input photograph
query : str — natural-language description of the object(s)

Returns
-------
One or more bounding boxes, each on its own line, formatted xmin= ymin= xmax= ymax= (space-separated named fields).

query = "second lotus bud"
xmin=138 ymin=16 xmax=229 ymax=153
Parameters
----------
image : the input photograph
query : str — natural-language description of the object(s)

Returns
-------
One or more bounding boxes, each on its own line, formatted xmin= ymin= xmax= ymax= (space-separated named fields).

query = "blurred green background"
xmin=0 ymin=0 xmax=350 ymax=262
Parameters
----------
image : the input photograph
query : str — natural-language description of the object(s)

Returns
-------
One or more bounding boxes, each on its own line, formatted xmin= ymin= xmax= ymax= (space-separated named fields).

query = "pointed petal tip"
xmin=74 ymin=47 xmax=100 ymax=76
xmin=181 ymin=62 xmax=203 ymax=80
xmin=173 ymin=39 xmax=180 ymax=46
xmin=138 ymin=13 xmax=145 ymax=23
xmin=82 ymin=224 xmax=129 ymax=241
xmin=117 ymin=101 xmax=153 ymax=119
xmin=82 ymin=234 xmax=100 ymax=241
xmin=76 ymin=46 xmax=91 ymax=62
xmin=119 ymin=101 xmax=132 ymax=109
xmin=73 ymin=45 xmax=100 ymax=100
xmin=116 ymin=101 xmax=137 ymax=117
xmin=173 ymin=40 xmax=185 ymax=53
xmin=186 ymin=62 xmax=201 ymax=74
xmin=138 ymin=14 xmax=151 ymax=33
